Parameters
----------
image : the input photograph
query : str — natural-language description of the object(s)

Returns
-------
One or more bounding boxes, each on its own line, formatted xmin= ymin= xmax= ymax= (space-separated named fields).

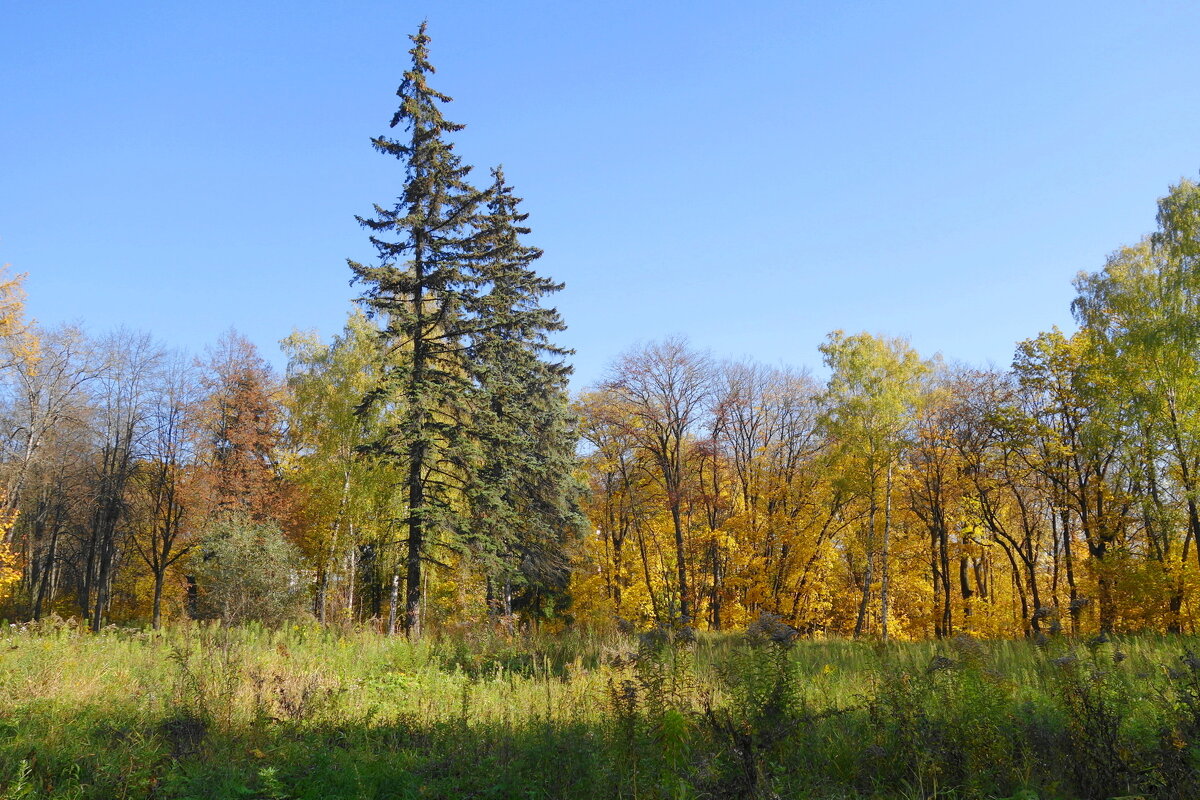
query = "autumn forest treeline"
xmin=577 ymin=181 xmax=1200 ymax=639
xmin=5 ymin=27 xmax=1200 ymax=640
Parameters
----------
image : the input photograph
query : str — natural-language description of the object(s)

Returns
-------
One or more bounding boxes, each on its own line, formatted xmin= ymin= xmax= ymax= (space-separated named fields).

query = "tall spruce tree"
xmin=467 ymin=168 xmax=584 ymax=616
xmin=348 ymin=23 xmax=488 ymax=638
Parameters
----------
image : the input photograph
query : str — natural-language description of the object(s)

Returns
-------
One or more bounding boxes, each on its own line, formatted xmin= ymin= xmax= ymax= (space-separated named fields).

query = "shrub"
xmin=189 ymin=516 xmax=307 ymax=627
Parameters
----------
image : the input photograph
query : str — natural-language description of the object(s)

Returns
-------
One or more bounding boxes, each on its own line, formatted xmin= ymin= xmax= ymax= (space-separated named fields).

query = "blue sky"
xmin=4 ymin=1 xmax=1199 ymax=387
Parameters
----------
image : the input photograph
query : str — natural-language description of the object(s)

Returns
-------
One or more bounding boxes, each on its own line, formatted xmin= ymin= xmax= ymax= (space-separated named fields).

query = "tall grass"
xmin=1 ymin=617 xmax=1199 ymax=798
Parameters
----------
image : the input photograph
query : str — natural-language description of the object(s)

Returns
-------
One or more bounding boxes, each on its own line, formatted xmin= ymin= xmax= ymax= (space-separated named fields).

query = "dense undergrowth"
xmin=1 ymin=617 xmax=1198 ymax=799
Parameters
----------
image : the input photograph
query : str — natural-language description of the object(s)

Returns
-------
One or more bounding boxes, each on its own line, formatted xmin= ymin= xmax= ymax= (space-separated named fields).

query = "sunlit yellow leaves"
xmin=0 ymin=500 xmax=19 ymax=594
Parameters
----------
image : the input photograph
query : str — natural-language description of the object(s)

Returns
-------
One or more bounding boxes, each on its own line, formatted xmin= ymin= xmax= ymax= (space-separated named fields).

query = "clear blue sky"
xmin=4 ymin=1 xmax=1199 ymax=387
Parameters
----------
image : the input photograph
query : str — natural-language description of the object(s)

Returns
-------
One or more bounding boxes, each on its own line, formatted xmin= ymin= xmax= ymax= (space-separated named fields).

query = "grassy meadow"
xmin=1 ymin=619 xmax=1199 ymax=799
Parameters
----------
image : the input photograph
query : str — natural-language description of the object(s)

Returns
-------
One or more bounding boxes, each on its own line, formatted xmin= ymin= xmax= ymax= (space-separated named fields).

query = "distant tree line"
xmin=575 ymin=177 xmax=1200 ymax=638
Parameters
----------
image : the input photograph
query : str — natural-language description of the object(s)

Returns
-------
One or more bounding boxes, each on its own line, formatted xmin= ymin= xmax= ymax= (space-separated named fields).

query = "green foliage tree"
xmin=348 ymin=23 xmax=490 ymax=638
xmin=283 ymin=312 xmax=394 ymax=626
xmin=1070 ymin=178 xmax=1200 ymax=630
xmin=465 ymin=167 xmax=584 ymax=617
xmin=818 ymin=331 xmax=927 ymax=639
xmin=1011 ymin=328 xmax=1127 ymax=633
xmin=349 ymin=26 xmax=578 ymax=636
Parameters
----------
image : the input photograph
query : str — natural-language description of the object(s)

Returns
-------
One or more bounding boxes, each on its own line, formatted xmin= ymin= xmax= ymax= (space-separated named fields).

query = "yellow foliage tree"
xmin=0 ymin=268 xmax=30 ymax=595
xmin=0 ymin=500 xmax=20 ymax=594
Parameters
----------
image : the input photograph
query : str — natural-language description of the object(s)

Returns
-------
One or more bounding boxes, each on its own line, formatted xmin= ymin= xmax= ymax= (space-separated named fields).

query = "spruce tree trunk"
xmin=405 ymin=458 xmax=425 ymax=639
xmin=403 ymin=235 xmax=428 ymax=640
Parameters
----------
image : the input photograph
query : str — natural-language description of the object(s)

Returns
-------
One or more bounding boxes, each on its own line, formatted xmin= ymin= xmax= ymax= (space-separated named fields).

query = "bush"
xmin=189 ymin=516 xmax=307 ymax=627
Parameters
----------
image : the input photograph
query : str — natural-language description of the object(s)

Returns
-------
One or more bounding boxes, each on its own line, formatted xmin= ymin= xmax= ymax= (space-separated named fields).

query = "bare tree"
xmin=1 ymin=325 xmax=99 ymax=529
xmin=604 ymin=338 xmax=712 ymax=625
xmin=80 ymin=330 xmax=162 ymax=631
xmin=130 ymin=351 xmax=199 ymax=628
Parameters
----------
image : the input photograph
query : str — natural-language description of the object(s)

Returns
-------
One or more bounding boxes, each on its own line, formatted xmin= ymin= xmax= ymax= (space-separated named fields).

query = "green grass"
xmin=1 ymin=619 xmax=1199 ymax=799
